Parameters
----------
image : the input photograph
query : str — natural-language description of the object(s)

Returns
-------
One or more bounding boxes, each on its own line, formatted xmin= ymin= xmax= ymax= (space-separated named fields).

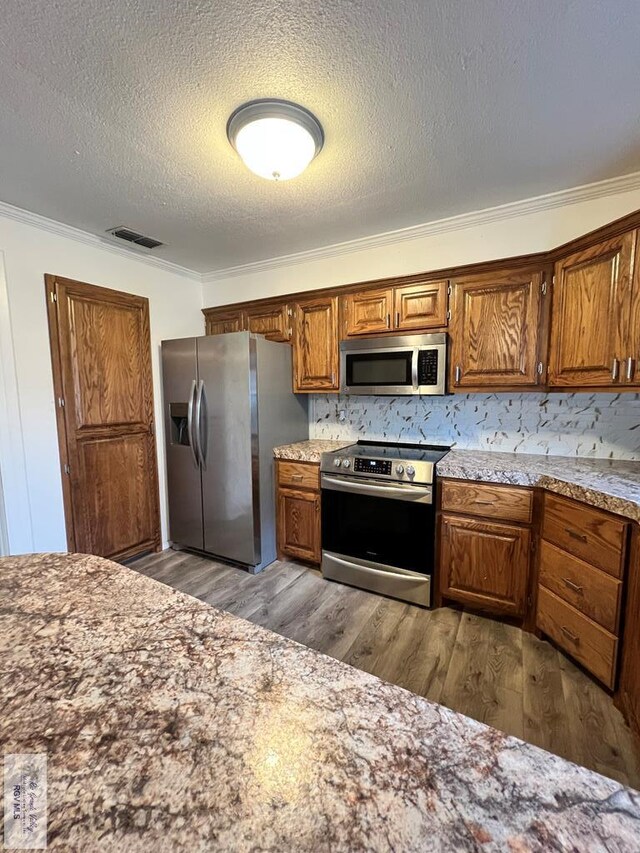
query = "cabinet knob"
xmin=626 ymin=356 xmax=634 ymax=381
xmin=454 ymin=365 xmax=462 ymax=384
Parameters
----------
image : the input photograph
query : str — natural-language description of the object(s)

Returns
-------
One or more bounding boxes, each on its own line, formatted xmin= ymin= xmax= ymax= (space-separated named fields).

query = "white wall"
xmin=0 ymin=213 xmax=203 ymax=555
xmin=202 ymin=183 xmax=640 ymax=305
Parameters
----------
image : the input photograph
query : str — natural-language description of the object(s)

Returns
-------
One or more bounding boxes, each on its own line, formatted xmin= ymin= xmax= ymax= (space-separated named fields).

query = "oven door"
xmin=321 ymin=474 xmax=435 ymax=573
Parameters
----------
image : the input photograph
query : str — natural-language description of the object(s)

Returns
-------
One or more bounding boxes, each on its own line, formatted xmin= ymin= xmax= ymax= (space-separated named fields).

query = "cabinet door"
xmin=548 ymin=232 xmax=635 ymax=387
xmin=625 ymin=231 xmax=640 ymax=386
xmin=449 ymin=269 xmax=543 ymax=388
xmin=205 ymin=309 xmax=245 ymax=336
xmin=394 ymin=280 xmax=448 ymax=331
xmin=245 ymin=303 xmax=291 ymax=342
xmin=342 ymin=288 xmax=392 ymax=336
xmin=293 ymin=296 xmax=339 ymax=391
xmin=439 ymin=514 xmax=530 ymax=617
xmin=277 ymin=487 xmax=320 ymax=563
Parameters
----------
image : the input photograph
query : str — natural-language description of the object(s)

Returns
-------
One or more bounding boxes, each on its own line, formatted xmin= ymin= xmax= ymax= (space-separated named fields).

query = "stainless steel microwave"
xmin=340 ymin=333 xmax=447 ymax=395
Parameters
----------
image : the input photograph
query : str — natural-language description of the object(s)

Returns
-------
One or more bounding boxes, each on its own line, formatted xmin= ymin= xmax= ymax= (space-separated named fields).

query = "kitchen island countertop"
xmin=2 ymin=551 xmax=640 ymax=851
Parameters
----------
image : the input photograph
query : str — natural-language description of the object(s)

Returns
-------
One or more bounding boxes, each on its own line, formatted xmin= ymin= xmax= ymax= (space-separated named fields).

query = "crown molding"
xmin=202 ymin=170 xmax=640 ymax=283
xmin=0 ymin=199 xmax=201 ymax=282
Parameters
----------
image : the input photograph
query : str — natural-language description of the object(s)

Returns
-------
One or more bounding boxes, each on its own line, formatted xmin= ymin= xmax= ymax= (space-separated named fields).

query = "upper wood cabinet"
xmin=204 ymin=308 xmax=246 ymax=336
xmin=341 ymin=280 xmax=447 ymax=337
xmin=244 ymin=302 xmax=291 ymax=342
xmin=449 ymin=268 xmax=545 ymax=389
xmin=548 ymin=231 xmax=638 ymax=388
xmin=293 ymin=295 xmax=340 ymax=392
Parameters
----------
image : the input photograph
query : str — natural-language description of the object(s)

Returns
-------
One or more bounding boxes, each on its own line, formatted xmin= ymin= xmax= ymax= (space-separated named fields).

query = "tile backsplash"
xmin=310 ymin=393 xmax=640 ymax=459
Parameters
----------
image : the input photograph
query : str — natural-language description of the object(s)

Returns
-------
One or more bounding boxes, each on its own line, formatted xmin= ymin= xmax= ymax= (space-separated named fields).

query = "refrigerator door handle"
xmin=187 ymin=379 xmax=199 ymax=468
xmin=194 ymin=379 xmax=207 ymax=468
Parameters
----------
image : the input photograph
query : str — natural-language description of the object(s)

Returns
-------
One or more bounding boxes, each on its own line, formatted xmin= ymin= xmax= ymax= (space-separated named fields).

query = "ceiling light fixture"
xmin=227 ymin=99 xmax=324 ymax=181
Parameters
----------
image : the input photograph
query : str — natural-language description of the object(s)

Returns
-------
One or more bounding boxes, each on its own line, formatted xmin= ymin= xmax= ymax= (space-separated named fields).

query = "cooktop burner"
xmin=320 ymin=441 xmax=450 ymax=485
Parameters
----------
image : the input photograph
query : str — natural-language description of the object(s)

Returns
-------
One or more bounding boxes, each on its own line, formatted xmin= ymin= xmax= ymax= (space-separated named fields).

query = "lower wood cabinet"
xmin=276 ymin=460 xmax=321 ymax=564
xmin=535 ymin=492 xmax=628 ymax=690
xmin=439 ymin=514 xmax=531 ymax=618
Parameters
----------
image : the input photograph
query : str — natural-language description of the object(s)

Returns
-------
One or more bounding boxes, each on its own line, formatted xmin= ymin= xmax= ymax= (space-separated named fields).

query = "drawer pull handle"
xmin=474 ymin=499 xmax=493 ymax=505
xmin=290 ymin=474 xmax=304 ymax=481
xmin=561 ymin=626 xmax=579 ymax=644
xmin=563 ymin=577 xmax=584 ymax=594
xmin=564 ymin=527 xmax=588 ymax=543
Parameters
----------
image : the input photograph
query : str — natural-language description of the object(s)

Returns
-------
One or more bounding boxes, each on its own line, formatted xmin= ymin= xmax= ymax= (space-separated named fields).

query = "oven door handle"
xmin=321 ymin=474 xmax=433 ymax=503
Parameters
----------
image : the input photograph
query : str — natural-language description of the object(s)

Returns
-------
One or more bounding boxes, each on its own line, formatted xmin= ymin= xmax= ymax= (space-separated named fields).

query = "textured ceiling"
xmin=1 ymin=0 xmax=640 ymax=273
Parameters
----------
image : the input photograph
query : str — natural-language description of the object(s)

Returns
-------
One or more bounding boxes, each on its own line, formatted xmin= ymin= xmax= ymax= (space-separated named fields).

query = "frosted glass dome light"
xmin=227 ymin=100 xmax=324 ymax=181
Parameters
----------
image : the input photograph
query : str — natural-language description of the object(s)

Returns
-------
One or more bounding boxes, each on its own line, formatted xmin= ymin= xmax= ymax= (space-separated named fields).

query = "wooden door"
xmin=277 ymin=487 xmax=320 ymax=563
xmin=245 ymin=303 xmax=291 ymax=342
xmin=449 ymin=268 xmax=543 ymax=388
xmin=394 ymin=280 xmax=447 ymax=331
xmin=293 ymin=296 xmax=339 ymax=392
xmin=342 ymin=288 xmax=392 ymax=336
xmin=548 ymin=232 xmax=635 ymax=387
xmin=205 ymin=309 xmax=245 ymax=335
xmin=439 ymin=514 xmax=530 ymax=617
xmin=45 ymin=275 xmax=161 ymax=560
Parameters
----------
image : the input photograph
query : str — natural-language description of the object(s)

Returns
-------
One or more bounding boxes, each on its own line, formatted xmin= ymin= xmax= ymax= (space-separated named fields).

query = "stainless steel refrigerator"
xmin=161 ymin=332 xmax=308 ymax=572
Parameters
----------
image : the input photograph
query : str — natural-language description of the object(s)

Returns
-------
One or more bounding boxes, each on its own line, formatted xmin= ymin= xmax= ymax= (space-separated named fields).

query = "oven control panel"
xmin=354 ymin=458 xmax=392 ymax=476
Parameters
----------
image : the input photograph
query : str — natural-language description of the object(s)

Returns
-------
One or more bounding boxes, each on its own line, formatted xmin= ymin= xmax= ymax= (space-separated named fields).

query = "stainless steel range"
xmin=320 ymin=441 xmax=450 ymax=607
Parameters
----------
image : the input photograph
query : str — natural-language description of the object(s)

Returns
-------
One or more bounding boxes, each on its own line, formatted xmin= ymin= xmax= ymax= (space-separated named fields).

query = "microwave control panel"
xmin=354 ymin=458 xmax=392 ymax=476
xmin=417 ymin=349 xmax=439 ymax=386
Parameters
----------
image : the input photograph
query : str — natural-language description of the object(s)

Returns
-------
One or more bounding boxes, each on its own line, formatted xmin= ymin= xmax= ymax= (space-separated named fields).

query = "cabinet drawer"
xmin=538 ymin=540 xmax=622 ymax=634
xmin=277 ymin=461 xmax=319 ymax=491
xmin=440 ymin=480 xmax=533 ymax=524
xmin=543 ymin=493 xmax=627 ymax=577
xmin=536 ymin=586 xmax=618 ymax=689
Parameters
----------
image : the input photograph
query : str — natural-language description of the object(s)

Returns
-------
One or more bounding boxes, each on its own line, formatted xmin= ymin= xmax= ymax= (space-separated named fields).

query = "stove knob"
xmin=396 ymin=464 xmax=404 ymax=475
xmin=333 ymin=458 xmax=342 ymax=468
xmin=342 ymin=459 xmax=351 ymax=469
xmin=406 ymin=465 xmax=415 ymax=477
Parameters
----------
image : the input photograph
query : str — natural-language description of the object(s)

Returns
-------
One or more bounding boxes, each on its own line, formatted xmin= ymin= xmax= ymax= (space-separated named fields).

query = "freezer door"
xmin=197 ymin=333 xmax=259 ymax=566
xmin=161 ymin=338 xmax=203 ymax=549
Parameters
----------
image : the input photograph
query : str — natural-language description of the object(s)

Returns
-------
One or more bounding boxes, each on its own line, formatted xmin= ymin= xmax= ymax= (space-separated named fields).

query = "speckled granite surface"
xmin=273 ymin=439 xmax=352 ymax=463
xmin=438 ymin=450 xmax=640 ymax=522
xmin=2 ymin=553 xmax=640 ymax=851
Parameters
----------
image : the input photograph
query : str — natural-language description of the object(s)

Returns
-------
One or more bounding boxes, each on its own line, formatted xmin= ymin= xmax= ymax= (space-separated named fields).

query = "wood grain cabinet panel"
xmin=449 ymin=268 xmax=544 ymax=388
xmin=548 ymin=232 xmax=636 ymax=387
xmin=342 ymin=288 xmax=393 ymax=336
xmin=204 ymin=309 xmax=246 ymax=336
xmin=244 ymin=303 xmax=291 ymax=342
xmin=538 ymin=540 xmax=622 ymax=633
xmin=277 ymin=487 xmax=321 ymax=563
xmin=441 ymin=480 xmax=533 ymax=524
xmin=542 ymin=493 xmax=627 ymax=578
xmin=293 ymin=296 xmax=339 ymax=392
xmin=536 ymin=586 xmax=618 ymax=689
xmin=277 ymin=460 xmax=320 ymax=490
xmin=439 ymin=514 xmax=530 ymax=617
xmin=393 ymin=280 xmax=448 ymax=331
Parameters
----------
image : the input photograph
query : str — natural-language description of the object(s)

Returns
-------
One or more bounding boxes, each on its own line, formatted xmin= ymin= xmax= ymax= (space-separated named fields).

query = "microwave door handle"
xmin=411 ymin=349 xmax=419 ymax=389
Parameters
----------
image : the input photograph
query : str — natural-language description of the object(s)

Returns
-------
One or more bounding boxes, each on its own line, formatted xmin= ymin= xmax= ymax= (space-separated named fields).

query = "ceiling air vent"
xmin=105 ymin=226 xmax=163 ymax=250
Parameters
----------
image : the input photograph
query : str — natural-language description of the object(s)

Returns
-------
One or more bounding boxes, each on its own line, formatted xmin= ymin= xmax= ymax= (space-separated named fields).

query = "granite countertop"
xmin=273 ymin=439 xmax=353 ymax=463
xmin=2 ymin=553 xmax=640 ymax=851
xmin=438 ymin=450 xmax=640 ymax=522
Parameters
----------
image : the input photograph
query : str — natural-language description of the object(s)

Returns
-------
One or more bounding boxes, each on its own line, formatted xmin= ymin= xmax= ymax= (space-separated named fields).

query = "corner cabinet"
xmin=548 ymin=231 xmax=640 ymax=388
xmin=292 ymin=295 xmax=340 ymax=392
xmin=448 ymin=267 xmax=548 ymax=390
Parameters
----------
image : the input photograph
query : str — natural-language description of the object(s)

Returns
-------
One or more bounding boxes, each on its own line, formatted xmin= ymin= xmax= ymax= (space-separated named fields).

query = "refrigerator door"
xmin=161 ymin=338 xmax=204 ymax=550
xmin=197 ymin=333 xmax=260 ymax=566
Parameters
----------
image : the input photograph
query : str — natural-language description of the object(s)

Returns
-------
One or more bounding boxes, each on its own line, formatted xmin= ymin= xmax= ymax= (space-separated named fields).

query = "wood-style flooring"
xmin=128 ymin=549 xmax=640 ymax=789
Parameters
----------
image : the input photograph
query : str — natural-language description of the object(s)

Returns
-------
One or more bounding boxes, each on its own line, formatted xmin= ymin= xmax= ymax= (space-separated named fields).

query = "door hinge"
xmin=447 ymin=283 xmax=452 ymax=296
xmin=149 ymin=421 xmax=155 ymax=436
xmin=57 ymin=397 xmax=65 ymax=408
xmin=541 ymin=280 xmax=547 ymax=296
xmin=50 ymin=290 xmax=57 ymax=303
xmin=537 ymin=361 xmax=544 ymax=375
xmin=64 ymin=463 xmax=70 ymax=475
xmin=446 ymin=309 xmax=451 ymax=321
